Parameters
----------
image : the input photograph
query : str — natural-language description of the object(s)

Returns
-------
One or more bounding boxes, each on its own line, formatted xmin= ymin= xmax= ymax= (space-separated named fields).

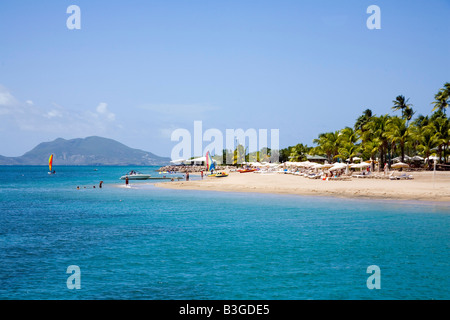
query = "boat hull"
xmin=120 ymin=175 xmax=151 ymax=180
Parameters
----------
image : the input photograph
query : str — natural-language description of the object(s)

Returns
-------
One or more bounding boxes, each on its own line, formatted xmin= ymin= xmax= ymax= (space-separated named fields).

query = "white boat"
xmin=120 ymin=170 xmax=151 ymax=180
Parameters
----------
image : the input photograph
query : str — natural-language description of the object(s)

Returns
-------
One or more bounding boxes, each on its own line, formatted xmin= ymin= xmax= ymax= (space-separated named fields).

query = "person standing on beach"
xmin=201 ymin=171 xmax=203 ymax=179
xmin=125 ymin=176 xmax=129 ymax=186
xmin=186 ymin=172 xmax=189 ymax=181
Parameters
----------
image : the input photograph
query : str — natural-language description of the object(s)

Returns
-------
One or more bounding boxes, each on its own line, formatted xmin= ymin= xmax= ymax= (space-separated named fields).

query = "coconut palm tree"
xmin=403 ymin=106 xmax=415 ymax=124
xmin=392 ymin=95 xmax=413 ymax=119
xmin=337 ymin=127 xmax=360 ymax=162
xmin=386 ymin=117 xmax=410 ymax=163
xmin=313 ymin=131 xmax=340 ymax=163
xmin=364 ymin=114 xmax=391 ymax=166
xmin=410 ymin=124 xmax=440 ymax=161
xmin=288 ymin=143 xmax=309 ymax=162
xmin=432 ymin=116 xmax=450 ymax=164
xmin=336 ymin=142 xmax=361 ymax=163
xmin=354 ymin=109 xmax=373 ymax=132
xmin=432 ymin=83 xmax=450 ymax=114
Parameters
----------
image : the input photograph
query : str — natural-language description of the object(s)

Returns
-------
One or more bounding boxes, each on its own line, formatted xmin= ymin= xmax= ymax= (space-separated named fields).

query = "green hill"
xmin=0 ymin=136 xmax=170 ymax=166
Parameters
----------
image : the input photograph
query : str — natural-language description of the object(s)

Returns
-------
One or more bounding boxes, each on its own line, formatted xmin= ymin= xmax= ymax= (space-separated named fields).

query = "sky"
xmin=0 ymin=0 xmax=449 ymax=158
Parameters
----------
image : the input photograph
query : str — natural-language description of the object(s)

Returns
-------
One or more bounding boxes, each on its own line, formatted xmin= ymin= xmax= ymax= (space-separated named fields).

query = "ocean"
xmin=0 ymin=166 xmax=448 ymax=300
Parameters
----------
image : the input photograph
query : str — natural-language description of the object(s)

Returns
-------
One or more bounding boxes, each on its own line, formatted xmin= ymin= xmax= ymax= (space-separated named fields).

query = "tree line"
xmin=279 ymin=82 xmax=449 ymax=168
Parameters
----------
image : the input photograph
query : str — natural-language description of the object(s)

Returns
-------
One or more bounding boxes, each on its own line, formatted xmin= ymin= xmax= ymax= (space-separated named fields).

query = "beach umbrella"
xmin=299 ymin=161 xmax=315 ymax=167
xmin=391 ymin=162 xmax=409 ymax=169
xmin=329 ymin=163 xmax=347 ymax=171
xmin=350 ymin=163 xmax=370 ymax=169
xmin=252 ymin=162 xmax=265 ymax=167
xmin=311 ymin=163 xmax=326 ymax=170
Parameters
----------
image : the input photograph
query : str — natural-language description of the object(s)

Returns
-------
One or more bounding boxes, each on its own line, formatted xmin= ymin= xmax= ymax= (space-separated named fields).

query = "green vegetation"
xmin=306 ymin=82 xmax=450 ymax=168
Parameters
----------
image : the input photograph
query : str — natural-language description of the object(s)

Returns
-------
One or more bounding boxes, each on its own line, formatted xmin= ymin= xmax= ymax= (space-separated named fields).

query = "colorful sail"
xmin=206 ymin=151 xmax=215 ymax=172
xmin=48 ymin=154 xmax=53 ymax=172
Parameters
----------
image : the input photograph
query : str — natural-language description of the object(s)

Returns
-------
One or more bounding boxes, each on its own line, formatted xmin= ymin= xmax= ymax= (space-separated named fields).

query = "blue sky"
xmin=0 ymin=0 xmax=449 ymax=157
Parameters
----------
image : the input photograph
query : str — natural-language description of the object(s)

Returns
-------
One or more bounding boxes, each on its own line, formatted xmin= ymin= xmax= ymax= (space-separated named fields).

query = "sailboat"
xmin=206 ymin=151 xmax=228 ymax=177
xmin=48 ymin=154 xmax=55 ymax=174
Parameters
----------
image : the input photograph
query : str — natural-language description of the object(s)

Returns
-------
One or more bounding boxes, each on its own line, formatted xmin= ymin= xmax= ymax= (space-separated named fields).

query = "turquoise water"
xmin=0 ymin=166 xmax=448 ymax=300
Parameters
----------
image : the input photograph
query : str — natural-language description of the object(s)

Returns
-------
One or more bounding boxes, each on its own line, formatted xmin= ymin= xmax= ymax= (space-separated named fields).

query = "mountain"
xmin=0 ymin=136 xmax=170 ymax=166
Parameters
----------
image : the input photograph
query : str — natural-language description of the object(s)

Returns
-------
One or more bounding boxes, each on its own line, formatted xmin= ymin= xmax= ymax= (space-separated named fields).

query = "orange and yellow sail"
xmin=48 ymin=154 xmax=53 ymax=172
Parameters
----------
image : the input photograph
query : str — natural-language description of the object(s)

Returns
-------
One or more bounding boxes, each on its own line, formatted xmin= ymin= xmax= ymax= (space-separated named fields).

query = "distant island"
xmin=0 ymin=136 xmax=170 ymax=166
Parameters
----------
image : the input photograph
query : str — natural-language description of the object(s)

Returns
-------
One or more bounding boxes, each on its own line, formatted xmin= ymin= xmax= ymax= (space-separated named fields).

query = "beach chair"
xmin=398 ymin=173 xmax=414 ymax=180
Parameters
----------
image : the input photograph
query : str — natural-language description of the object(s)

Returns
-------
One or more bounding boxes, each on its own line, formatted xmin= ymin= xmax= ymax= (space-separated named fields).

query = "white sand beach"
xmin=155 ymin=171 xmax=450 ymax=203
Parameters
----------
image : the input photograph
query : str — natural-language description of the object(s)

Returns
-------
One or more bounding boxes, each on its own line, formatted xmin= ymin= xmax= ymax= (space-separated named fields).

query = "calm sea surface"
xmin=0 ymin=166 xmax=448 ymax=299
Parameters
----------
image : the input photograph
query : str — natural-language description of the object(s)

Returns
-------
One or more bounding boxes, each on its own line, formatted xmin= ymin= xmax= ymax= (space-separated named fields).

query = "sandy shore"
xmin=155 ymin=171 xmax=450 ymax=203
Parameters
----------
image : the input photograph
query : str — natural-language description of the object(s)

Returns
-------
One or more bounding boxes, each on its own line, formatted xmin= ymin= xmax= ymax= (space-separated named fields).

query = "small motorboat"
xmin=120 ymin=170 xmax=151 ymax=180
xmin=209 ymin=172 xmax=228 ymax=178
xmin=215 ymin=172 xmax=228 ymax=177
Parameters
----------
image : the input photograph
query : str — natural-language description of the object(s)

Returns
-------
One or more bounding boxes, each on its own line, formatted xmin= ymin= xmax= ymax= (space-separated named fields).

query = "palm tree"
xmin=432 ymin=116 xmax=450 ymax=164
xmin=410 ymin=124 xmax=440 ymax=162
xmin=392 ymin=95 xmax=413 ymax=119
xmin=337 ymin=127 xmax=360 ymax=162
xmin=233 ymin=144 xmax=246 ymax=165
xmin=354 ymin=109 xmax=373 ymax=132
xmin=386 ymin=117 xmax=410 ymax=163
xmin=336 ymin=142 xmax=360 ymax=163
xmin=313 ymin=131 xmax=340 ymax=163
xmin=432 ymin=83 xmax=450 ymax=114
xmin=363 ymin=138 xmax=380 ymax=161
xmin=403 ymin=106 xmax=415 ymax=124
xmin=364 ymin=115 xmax=391 ymax=166
xmin=432 ymin=90 xmax=448 ymax=114
xmin=288 ymin=144 xmax=309 ymax=162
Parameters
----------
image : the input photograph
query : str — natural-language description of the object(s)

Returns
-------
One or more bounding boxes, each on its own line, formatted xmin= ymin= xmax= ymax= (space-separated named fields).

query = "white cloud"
xmin=0 ymin=85 xmax=120 ymax=135
xmin=45 ymin=109 xmax=63 ymax=118
xmin=96 ymin=102 xmax=108 ymax=114
xmin=0 ymin=88 xmax=17 ymax=106
xmin=95 ymin=102 xmax=116 ymax=121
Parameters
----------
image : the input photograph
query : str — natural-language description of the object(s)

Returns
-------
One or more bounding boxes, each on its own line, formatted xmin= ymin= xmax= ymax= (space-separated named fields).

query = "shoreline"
xmin=154 ymin=171 xmax=450 ymax=203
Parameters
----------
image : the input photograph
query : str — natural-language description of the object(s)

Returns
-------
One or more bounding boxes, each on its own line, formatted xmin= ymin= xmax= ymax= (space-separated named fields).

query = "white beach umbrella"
xmin=299 ymin=161 xmax=315 ymax=167
xmin=329 ymin=163 xmax=347 ymax=171
xmin=268 ymin=163 xmax=280 ymax=167
xmin=350 ymin=163 xmax=370 ymax=169
xmin=252 ymin=162 xmax=265 ymax=167
xmin=391 ymin=162 xmax=409 ymax=169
